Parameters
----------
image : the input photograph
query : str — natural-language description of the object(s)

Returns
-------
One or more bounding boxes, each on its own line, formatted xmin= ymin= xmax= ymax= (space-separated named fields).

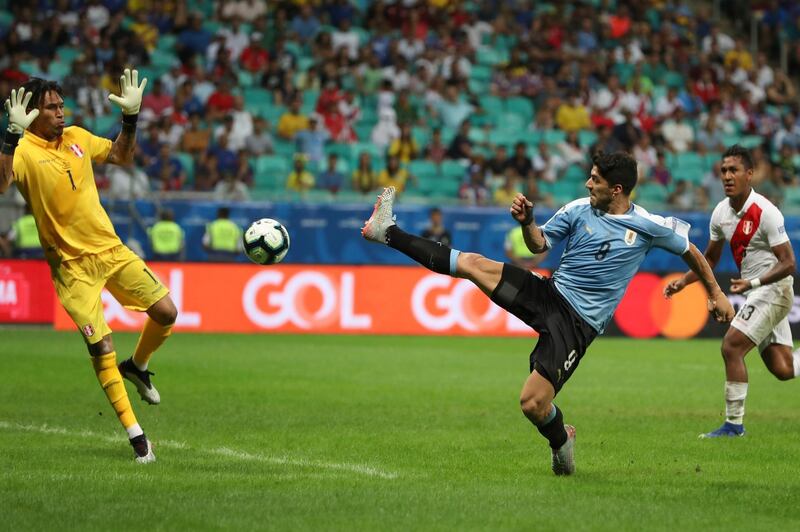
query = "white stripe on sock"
xmin=126 ymin=423 xmax=143 ymax=439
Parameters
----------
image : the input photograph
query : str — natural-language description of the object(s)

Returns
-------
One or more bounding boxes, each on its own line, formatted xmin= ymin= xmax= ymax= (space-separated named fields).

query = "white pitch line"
xmin=0 ymin=421 xmax=399 ymax=480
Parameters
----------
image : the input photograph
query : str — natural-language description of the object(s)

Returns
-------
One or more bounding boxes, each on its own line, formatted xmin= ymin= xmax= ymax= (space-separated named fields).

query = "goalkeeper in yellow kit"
xmin=0 ymin=70 xmax=178 ymax=463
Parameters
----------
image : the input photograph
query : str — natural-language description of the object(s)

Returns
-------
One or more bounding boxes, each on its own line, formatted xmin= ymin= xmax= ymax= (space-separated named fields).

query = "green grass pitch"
xmin=1 ymin=329 xmax=799 ymax=531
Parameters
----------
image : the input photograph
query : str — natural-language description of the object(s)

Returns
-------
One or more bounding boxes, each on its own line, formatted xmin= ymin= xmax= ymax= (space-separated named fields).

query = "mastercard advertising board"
xmin=40 ymin=263 xmax=800 ymax=338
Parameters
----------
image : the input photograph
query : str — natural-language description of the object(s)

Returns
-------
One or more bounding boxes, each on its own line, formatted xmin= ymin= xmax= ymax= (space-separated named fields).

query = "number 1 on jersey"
xmin=66 ymin=169 xmax=76 ymax=190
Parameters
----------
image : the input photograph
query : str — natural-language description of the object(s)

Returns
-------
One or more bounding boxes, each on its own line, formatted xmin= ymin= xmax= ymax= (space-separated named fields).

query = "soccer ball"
xmin=243 ymin=218 xmax=290 ymax=265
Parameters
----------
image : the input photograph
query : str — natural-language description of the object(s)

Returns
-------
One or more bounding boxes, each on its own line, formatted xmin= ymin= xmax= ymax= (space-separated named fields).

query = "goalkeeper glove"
xmin=4 ymin=87 xmax=39 ymax=134
xmin=108 ymin=68 xmax=148 ymax=115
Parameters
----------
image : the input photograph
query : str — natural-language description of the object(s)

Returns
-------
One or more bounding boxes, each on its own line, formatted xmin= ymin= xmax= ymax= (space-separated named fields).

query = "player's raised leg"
xmin=362 ymin=186 xmax=504 ymax=295
xmin=106 ymin=248 xmax=176 ymax=405
xmin=701 ymin=327 xmax=752 ymax=438
xmin=119 ymin=295 xmax=178 ymax=405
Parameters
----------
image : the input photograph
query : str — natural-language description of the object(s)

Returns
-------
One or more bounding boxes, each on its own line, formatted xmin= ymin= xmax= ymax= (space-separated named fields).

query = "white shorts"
xmin=731 ymin=280 xmax=794 ymax=352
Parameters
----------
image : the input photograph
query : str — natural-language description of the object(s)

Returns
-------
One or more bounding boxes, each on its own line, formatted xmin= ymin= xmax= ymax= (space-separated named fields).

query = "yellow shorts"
xmin=53 ymin=245 xmax=170 ymax=344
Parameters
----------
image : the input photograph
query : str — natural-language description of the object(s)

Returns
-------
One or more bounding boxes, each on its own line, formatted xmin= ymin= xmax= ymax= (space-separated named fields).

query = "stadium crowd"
xmin=1 ymin=0 xmax=800 ymax=211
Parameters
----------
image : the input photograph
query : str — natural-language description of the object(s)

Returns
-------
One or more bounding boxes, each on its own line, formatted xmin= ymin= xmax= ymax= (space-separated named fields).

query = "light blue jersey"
xmin=541 ymin=198 xmax=690 ymax=333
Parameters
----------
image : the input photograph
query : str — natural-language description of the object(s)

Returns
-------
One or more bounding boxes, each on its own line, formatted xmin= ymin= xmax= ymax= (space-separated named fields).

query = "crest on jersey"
xmin=82 ymin=324 xmax=94 ymax=337
xmin=742 ymin=220 xmax=754 ymax=235
xmin=69 ymin=143 xmax=84 ymax=158
xmin=624 ymin=229 xmax=637 ymax=246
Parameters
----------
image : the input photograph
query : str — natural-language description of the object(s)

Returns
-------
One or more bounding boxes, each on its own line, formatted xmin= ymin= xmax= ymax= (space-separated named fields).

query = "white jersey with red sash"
xmin=709 ymin=189 xmax=790 ymax=282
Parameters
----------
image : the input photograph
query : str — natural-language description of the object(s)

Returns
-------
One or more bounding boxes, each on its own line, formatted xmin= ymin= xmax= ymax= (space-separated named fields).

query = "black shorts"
xmin=490 ymin=263 xmax=598 ymax=393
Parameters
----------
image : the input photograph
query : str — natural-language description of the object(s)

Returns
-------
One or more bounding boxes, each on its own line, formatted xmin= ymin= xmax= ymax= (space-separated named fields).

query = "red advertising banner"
xmin=48 ymin=263 xmax=717 ymax=338
xmin=0 ymin=260 xmax=55 ymax=323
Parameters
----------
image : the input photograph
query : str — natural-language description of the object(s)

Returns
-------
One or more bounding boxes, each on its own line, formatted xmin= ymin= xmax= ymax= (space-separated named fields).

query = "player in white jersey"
xmin=665 ymin=145 xmax=799 ymax=438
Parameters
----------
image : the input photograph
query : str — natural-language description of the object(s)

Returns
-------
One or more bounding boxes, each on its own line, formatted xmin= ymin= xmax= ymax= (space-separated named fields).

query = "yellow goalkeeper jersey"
xmin=12 ymin=126 xmax=120 ymax=262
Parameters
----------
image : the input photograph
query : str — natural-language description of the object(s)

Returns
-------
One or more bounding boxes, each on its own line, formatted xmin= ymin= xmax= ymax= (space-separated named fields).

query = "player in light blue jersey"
xmin=362 ymin=151 xmax=734 ymax=476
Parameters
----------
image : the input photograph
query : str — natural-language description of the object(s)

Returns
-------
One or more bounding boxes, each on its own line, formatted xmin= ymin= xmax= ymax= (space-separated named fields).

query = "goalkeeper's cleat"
xmin=130 ymin=434 xmax=156 ymax=464
xmin=699 ymin=421 xmax=745 ymax=439
xmin=119 ymin=358 xmax=160 ymax=405
xmin=361 ymin=186 xmax=396 ymax=244
xmin=551 ymin=424 xmax=576 ymax=476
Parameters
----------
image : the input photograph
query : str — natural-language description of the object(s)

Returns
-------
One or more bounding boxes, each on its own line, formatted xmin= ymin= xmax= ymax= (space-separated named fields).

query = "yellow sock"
xmin=132 ymin=318 xmax=173 ymax=371
xmin=91 ymin=352 xmax=138 ymax=431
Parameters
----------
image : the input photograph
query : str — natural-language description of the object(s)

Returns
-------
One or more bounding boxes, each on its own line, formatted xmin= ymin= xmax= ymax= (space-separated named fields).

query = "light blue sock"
xmin=449 ymin=249 xmax=461 ymax=276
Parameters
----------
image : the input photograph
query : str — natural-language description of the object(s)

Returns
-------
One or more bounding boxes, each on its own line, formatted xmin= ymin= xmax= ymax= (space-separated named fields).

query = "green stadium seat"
xmin=237 ymin=70 xmax=256 ymax=88
xmin=358 ymin=106 xmax=378 ymax=125
xmin=476 ymin=47 xmax=507 ymax=66
xmin=436 ymin=179 xmax=462 ymax=197
xmin=441 ymin=160 xmax=467 ymax=180
xmin=784 ymin=186 xmax=800 ymax=206
xmin=354 ymin=123 xmax=373 ymax=142
xmin=470 ymin=64 xmax=492 ymax=82
xmin=739 ymin=135 xmax=763 ymax=149
xmin=518 ymin=130 xmax=543 ymax=146
xmin=174 ymin=152 xmax=195 ymax=182
xmin=562 ymin=164 xmax=587 ymax=184
xmin=301 ymin=89 xmax=319 ymax=113
xmin=56 ymin=46 xmax=81 ymax=64
xmin=351 ymin=142 xmax=384 ymax=163
xmin=244 ymin=88 xmax=271 ymax=109
xmin=491 ymin=128 xmax=523 ymax=148
xmin=150 ymin=49 xmax=177 ymax=71
xmin=674 ymin=166 xmax=705 ymax=185
xmin=478 ymin=95 xmax=503 ymax=118
xmin=552 ymin=180 xmax=582 ymax=204
xmin=297 ymin=56 xmax=316 ymax=72
xmin=49 ymin=62 xmax=72 ymax=80
xmin=156 ymin=34 xmax=177 ymax=51
xmin=411 ymin=126 xmax=430 ymax=147
xmin=674 ymin=151 xmax=704 ymax=171
xmin=468 ymin=127 xmax=489 ymax=144
xmin=468 ymin=78 xmax=489 ymax=95
xmin=0 ymin=11 xmax=14 ymax=31
xmin=541 ymin=129 xmax=567 ymax=146
xmin=439 ymin=127 xmax=456 ymax=146
xmin=663 ymin=71 xmax=684 ymax=89
xmin=255 ymin=155 xmax=290 ymax=177
xmin=272 ymin=139 xmax=297 ymax=159
xmin=19 ymin=60 xmax=37 ymax=75
xmin=498 ymin=112 xmax=526 ymax=131
xmin=504 ymin=97 xmax=534 ymax=122
xmin=636 ymin=182 xmax=669 ymax=203
xmin=261 ymin=106 xmax=286 ymax=124
xmin=408 ymin=160 xmax=439 ymax=180
xmin=91 ymin=115 xmax=117 ymax=135
xmin=577 ymin=130 xmax=598 ymax=147
xmin=202 ymin=20 xmax=222 ymax=34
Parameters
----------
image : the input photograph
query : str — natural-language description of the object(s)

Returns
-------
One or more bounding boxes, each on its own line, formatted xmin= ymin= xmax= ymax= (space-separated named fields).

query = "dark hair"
xmin=592 ymin=151 xmax=638 ymax=195
xmin=20 ymin=78 xmax=63 ymax=112
xmin=218 ymin=206 xmax=230 ymax=218
xmin=722 ymin=144 xmax=754 ymax=170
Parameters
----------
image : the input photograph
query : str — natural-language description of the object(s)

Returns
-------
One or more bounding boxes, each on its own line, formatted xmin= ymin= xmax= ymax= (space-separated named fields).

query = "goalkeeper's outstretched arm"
xmin=0 ymin=88 xmax=39 ymax=194
xmin=106 ymin=68 xmax=147 ymax=167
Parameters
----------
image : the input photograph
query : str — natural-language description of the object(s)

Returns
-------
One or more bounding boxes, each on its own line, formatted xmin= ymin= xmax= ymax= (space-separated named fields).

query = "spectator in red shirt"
xmin=141 ymin=79 xmax=174 ymax=122
xmin=206 ymin=79 xmax=236 ymax=122
xmin=240 ymin=33 xmax=269 ymax=74
xmin=608 ymin=5 xmax=632 ymax=39
xmin=693 ymin=68 xmax=719 ymax=105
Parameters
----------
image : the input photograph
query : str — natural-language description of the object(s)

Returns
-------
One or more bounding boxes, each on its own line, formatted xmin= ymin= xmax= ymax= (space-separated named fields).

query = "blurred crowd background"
xmin=1 ymin=0 xmax=800 ymax=215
